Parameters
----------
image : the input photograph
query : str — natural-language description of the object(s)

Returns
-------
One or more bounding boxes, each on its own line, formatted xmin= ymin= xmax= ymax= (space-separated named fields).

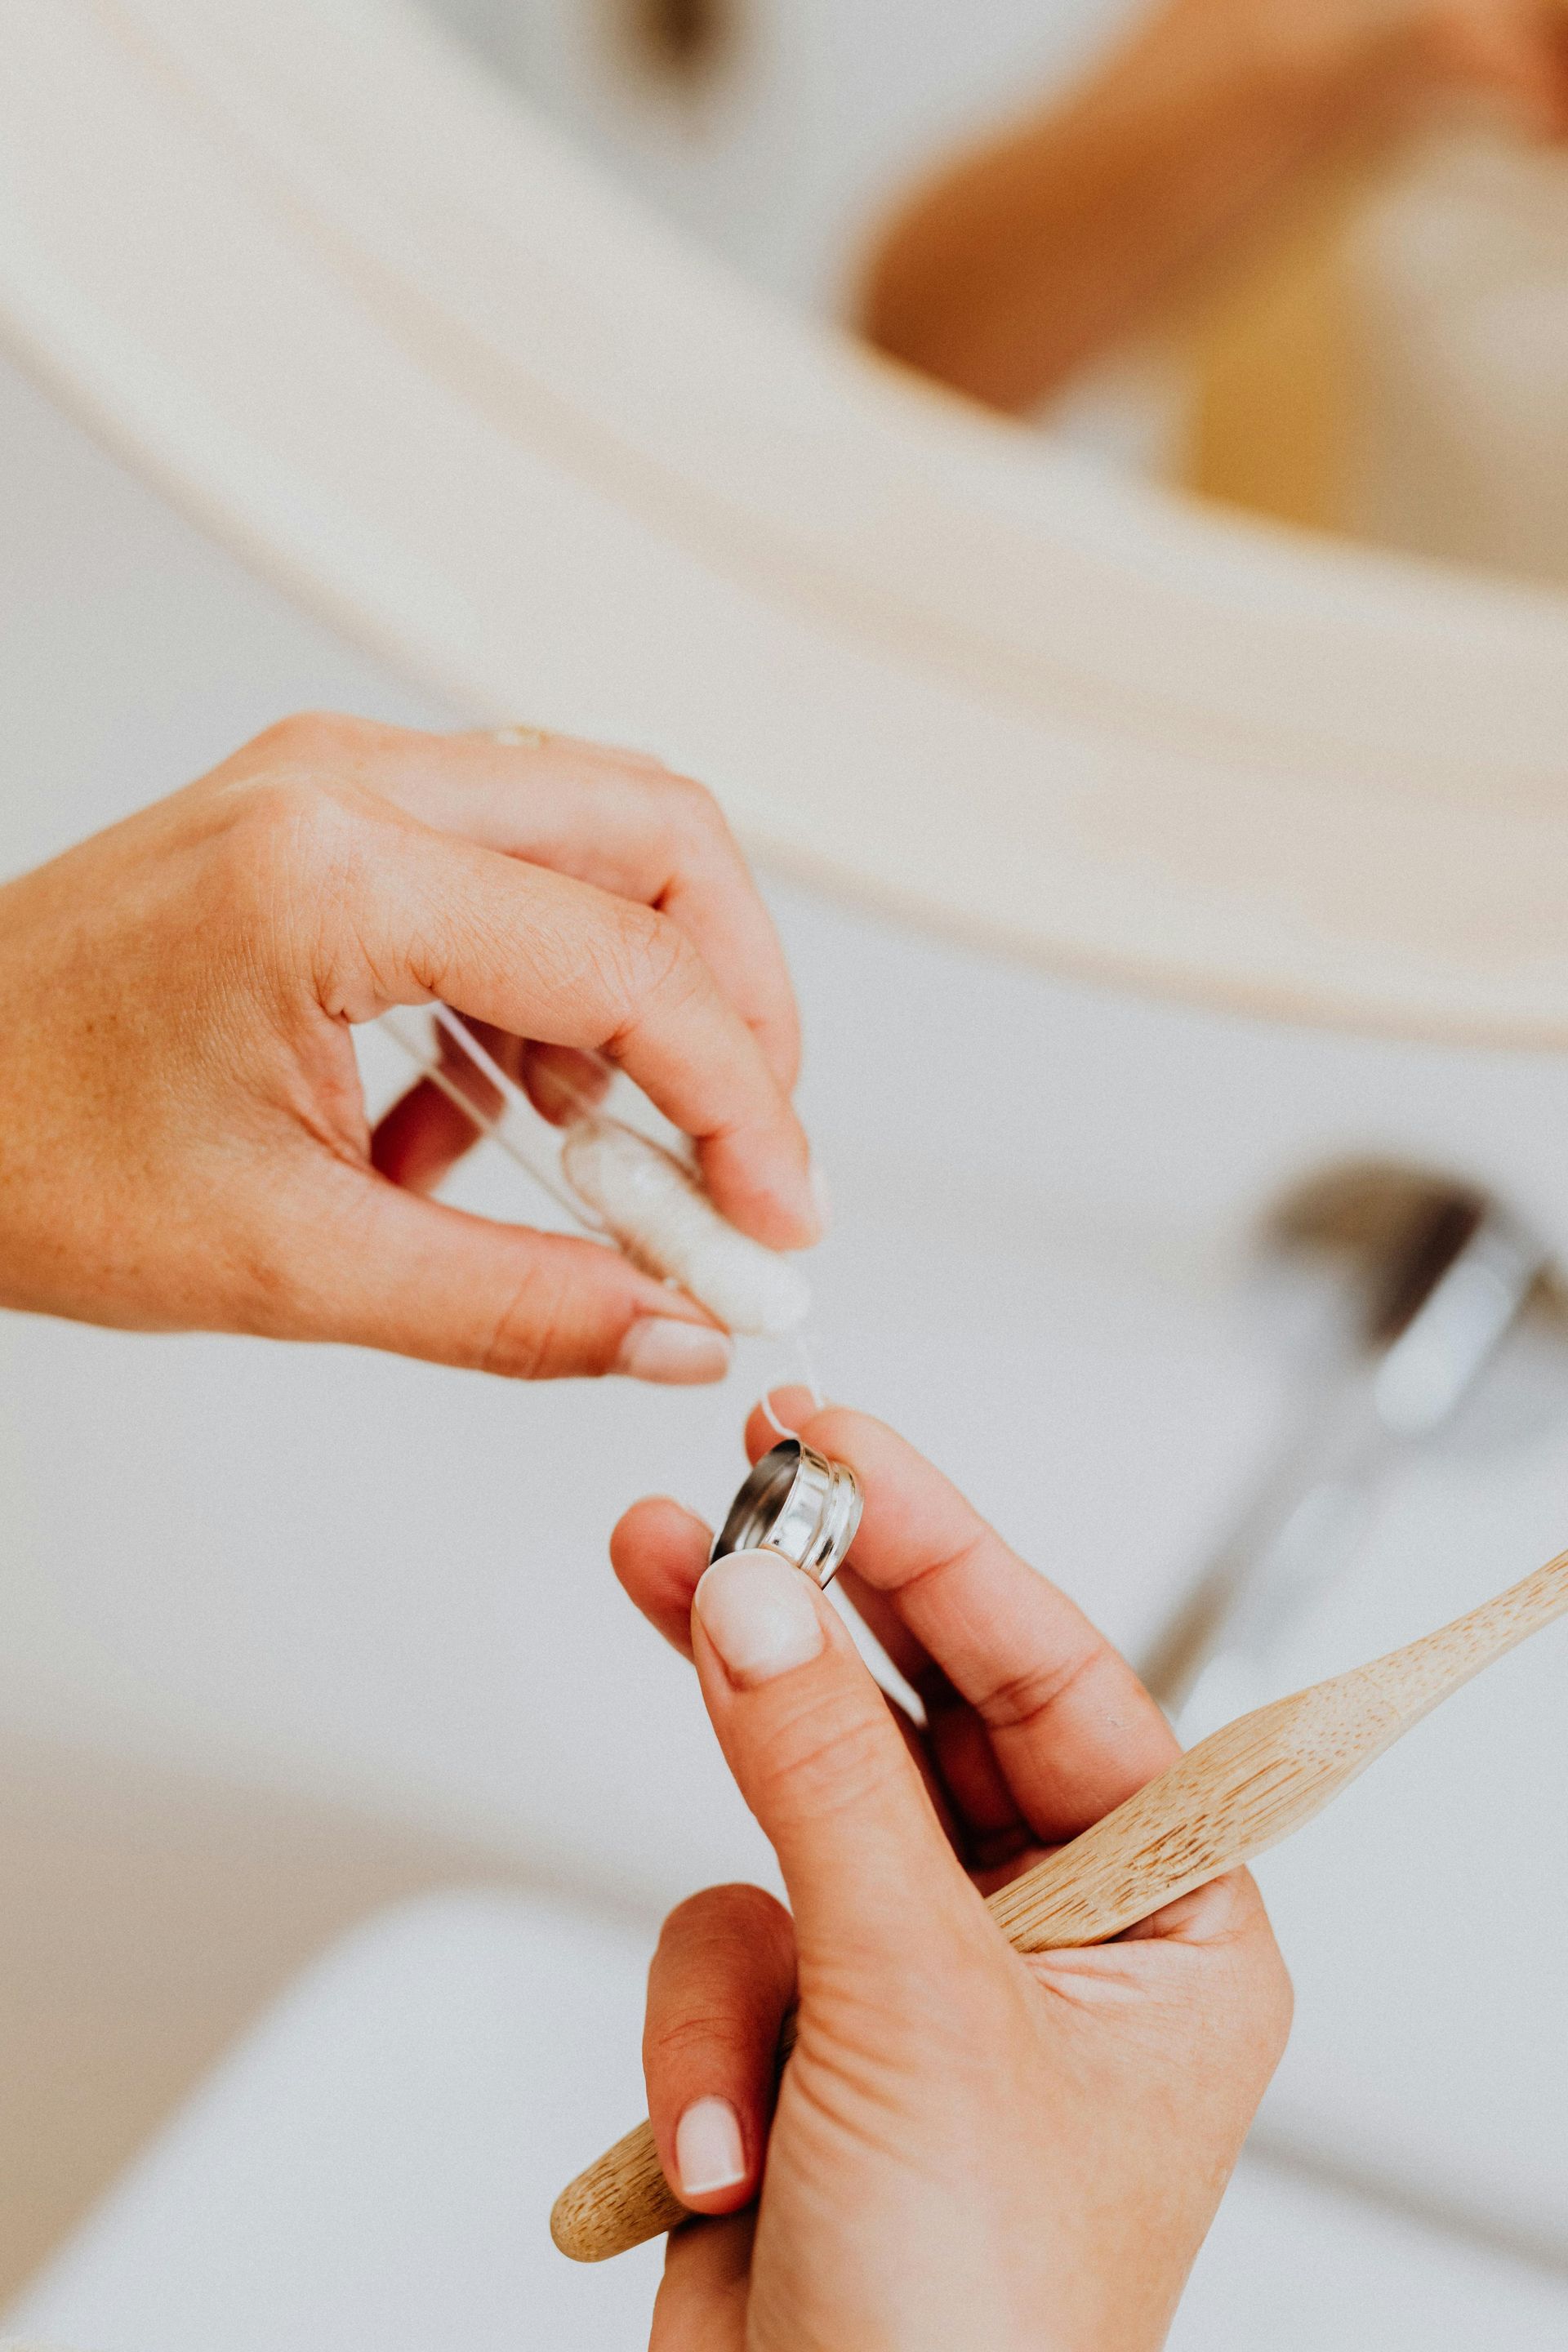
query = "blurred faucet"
xmin=1141 ymin=1169 xmax=1553 ymax=1740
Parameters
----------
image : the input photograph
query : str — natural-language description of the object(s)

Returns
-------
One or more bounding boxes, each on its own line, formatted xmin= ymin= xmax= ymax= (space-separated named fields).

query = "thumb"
xmin=274 ymin=1161 xmax=733 ymax=1383
xmin=691 ymin=1550 xmax=971 ymax=1968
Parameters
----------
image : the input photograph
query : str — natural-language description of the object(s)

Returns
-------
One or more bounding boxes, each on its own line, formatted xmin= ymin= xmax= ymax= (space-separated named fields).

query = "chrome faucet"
xmin=1141 ymin=1167 xmax=1553 ymax=1739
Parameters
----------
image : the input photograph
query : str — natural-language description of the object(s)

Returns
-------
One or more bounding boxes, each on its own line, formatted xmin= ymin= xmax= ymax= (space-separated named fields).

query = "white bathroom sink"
xmin=11 ymin=1892 xmax=1567 ymax=2352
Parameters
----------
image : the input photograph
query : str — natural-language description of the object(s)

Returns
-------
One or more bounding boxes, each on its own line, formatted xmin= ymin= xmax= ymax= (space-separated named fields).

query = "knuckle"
xmin=223 ymin=1226 xmax=310 ymax=1339
xmin=213 ymin=769 xmax=411 ymax=1018
xmin=645 ymin=2011 xmax=737 ymax=2070
xmin=664 ymin=770 xmax=726 ymax=838
xmin=757 ymin=1689 xmax=902 ymax=1826
xmin=646 ymin=1885 xmax=793 ymax=2081
xmin=981 ymin=1642 xmax=1102 ymax=1738
xmin=602 ymin=903 xmax=704 ymax=1036
xmin=662 ymin=1882 xmax=790 ymax=1962
xmin=245 ymin=708 xmax=369 ymax=769
xmin=217 ymin=776 xmax=367 ymax=934
xmin=474 ymin=1252 xmax=584 ymax=1381
xmin=618 ymin=898 xmax=682 ymax=977
xmin=226 ymin=773 xmax=346 ymax=858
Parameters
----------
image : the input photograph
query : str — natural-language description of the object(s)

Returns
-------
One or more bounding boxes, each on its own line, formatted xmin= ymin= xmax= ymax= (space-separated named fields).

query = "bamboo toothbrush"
xmin=552 ymin=1541 xmax=1568 ymax=2264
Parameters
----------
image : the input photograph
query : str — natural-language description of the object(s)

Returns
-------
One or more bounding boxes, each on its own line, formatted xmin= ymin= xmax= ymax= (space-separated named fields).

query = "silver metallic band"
xmin=710 ymin=1437 xmax=862 ymax=1588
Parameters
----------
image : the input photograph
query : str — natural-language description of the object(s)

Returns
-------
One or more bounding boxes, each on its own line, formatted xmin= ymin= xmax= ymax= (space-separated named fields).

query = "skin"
xmin=612 ymin=1392 xmax=1294 ymax=2352
xmin=0 ymin=713 xmax=821 ymax=1382
xmin=7 ymin=711 xmax=1278 ymax=2334
xmin=861 ymin=0 xmax=1568 ymax=412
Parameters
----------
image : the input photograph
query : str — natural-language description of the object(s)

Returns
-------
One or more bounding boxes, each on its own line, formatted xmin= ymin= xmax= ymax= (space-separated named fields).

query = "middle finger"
xmin=742 ymin=1397 xmax=1179 ymax=1845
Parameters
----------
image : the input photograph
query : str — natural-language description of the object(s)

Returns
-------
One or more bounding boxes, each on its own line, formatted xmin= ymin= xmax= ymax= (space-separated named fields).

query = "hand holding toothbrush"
xmin=608 ymin=1393 xmax=1292 ymax=2350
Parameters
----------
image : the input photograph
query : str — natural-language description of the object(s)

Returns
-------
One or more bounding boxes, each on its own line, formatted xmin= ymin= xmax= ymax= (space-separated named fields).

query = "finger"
xmin=611 ymin=1497 xmax=713 ymax=1659
xmin=336 ymin=808 xmax=818 ymax=1249
xmin=690 ymin=1549 xmax=978 ymax=1967
xmin=650 ymin=2211 xmax=754 ymax=2352
xmin=611 ymin=1492 xmax=971 ymax=1856
xmin=1047 ymin=1864 xmax=1293 ymax=2093
xmin=618 ymin=1397 xmax=893 ymax=1673
xmin=742 ymin=1392 xmax=1031 ymax=1860
xmin=613 ymin=1386 xmax=845 ymax=1657
xmin=1120 ymin=1865 xmax=1272 ymax=1948
xmin=644 ymin=1885 xmax=795 ymax=2217
xmin=768 ymin=1406 xmax=1179 ymax=1844
xmin=330 ymin=719 xmax=802 ymax=1092
xmin=744 ymin=1396 xmax=1128 ymax=1853
xmin=275 ymin=1158 xmax=733 ymax=1383
xmin=742 ymin=1387 xmax=821 ymax=1459
xmin=1035 ymin=1864 xmax=1292 ymax=2100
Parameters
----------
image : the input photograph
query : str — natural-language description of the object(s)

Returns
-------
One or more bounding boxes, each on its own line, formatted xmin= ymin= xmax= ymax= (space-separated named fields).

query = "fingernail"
xmin=616 ymin=1318 xmax=733 ymax=1385
xmin=694 ymin=1550 xmax=824 ymax=1685
xmin=675 ymin=2097 xmax=747 ymax=2198
xmin=808 ymin=1159 xmax=832 ymax=1236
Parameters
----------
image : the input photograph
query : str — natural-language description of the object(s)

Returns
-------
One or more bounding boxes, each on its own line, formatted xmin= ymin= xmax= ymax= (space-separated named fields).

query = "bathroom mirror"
xmin=426 ymin=0 xmax=1568 ymax=590
xmin=7 ymin=0 xmax=1568 ymax=1045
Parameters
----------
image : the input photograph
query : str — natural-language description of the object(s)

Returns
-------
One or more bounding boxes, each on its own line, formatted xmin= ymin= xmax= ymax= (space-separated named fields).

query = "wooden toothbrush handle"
xmin=550 ymin=1690 xmax=1352 ymax=2263
xmin=553 ymin=1545 xmax=1568 ymax=2264
xmin=552 ymin=2118 xmax=689 ymax=2261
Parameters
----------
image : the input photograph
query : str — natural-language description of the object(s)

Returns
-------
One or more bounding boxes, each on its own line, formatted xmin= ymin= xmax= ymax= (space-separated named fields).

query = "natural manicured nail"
xmin=808 ymin=1160 xmax=832 ymax=1235
xmin=694 ymin=1550 xmax=824 ymax=1685
xmin=617 ymin=1318 xmax=733 ymax=1385
xmin=675 ymin=2097 xmax=747 ymax=2198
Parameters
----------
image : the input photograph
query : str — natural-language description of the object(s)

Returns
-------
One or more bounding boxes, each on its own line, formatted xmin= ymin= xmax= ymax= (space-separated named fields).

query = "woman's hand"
xmin=0 ymin=714 xmax=820 ymax=1381
xmin=612 ymin=1395 xmax=1292 ymax=2352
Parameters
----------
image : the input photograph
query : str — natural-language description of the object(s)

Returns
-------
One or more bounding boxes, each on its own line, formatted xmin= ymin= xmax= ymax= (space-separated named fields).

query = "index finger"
xmin=750 ymin=1399 xmax=1179 ymax=1842
xmin=328 ymin=719 xmax=801 ymax=1091
xmin=348 ymin=807 xmax=819 ymax=1249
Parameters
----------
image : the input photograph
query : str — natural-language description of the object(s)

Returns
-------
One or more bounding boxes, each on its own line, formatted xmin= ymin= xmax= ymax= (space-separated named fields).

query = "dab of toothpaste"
xmin=561 ymin=1116 xmax=811 ymax=1339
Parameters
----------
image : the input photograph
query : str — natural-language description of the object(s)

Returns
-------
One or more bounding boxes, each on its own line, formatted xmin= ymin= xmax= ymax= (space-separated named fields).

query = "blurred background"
xmin=6 ymin=2 xmax=1568 ymax=2345
xmin=442 ymin=0 xmax=1568 ymax=577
